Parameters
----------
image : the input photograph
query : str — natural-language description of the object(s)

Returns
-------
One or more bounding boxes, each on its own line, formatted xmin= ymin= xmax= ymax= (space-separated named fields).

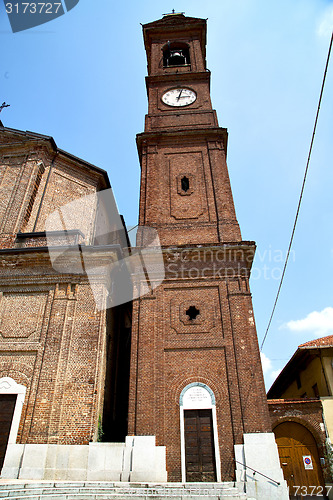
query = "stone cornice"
xmin=136 ymin=127 xmax=228 ymax=162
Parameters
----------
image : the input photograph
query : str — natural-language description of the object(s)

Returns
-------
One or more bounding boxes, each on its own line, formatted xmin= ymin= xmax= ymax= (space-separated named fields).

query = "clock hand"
xmin=177 ymin=89 xmax=183 ymax=101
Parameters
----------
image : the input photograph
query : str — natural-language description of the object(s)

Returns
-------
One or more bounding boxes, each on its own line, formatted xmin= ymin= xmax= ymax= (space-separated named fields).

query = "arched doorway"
xmin=274 ymin=421 xmax=325 ymax=497
xmin=179 ymin=383 xmax=221 ymax=483
xmin=0 ymin=377 xmax=26 ymax=472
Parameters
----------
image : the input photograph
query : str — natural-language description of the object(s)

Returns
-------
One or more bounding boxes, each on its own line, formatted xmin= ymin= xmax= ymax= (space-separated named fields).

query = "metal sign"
xmin=303 ymin=455 xmax=313 ymax=470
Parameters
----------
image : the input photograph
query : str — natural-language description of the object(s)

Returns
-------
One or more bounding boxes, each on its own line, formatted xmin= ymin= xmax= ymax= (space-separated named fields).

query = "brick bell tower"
xmin=128 ymin=13 xmax=287 ymax=496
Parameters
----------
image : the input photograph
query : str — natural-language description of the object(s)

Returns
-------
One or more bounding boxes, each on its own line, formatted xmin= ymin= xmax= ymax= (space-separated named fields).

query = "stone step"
xmin=0 ymin=481 xmax=247 ymax=500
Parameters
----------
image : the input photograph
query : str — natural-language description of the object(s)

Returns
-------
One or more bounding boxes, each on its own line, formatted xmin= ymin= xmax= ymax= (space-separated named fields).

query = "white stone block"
xmin=66 ymin=468 xmax=87 ymax=481
xmin=44 ymin=444 xmax=58 ymax=470
xmin=121 ymin=445 xmax=132 ymax=482
xmin=123 ymin=436 xmax=168 ymax=482
xmin=1 ymin=443 xmax=23 ymax=478
xmin=2 ymin=438 xmax=167 ymax=483
xmin=241 ymin=432 xmax=289 ymax=500
xmin=243 ymin=433 xmax=285 ymax=483
xmin=68 ymin=445 xmax=88 ymax=470
xmin=87 ymin=443 xmax=106 ymax=471
xmin=234 ymin=443 xmax=246 ymax=482
xmin=43 ymin=468 xmax=56 ymax=480
xmin=1 ymin=467 xmax=20 ymax=478
xmin=104 ymin=443 xmax=124 ymax=466
xmin=21 ymin=444 xmax=48 ymax=468
xmin=1 ymin=443 xmax=24 ymax=478
xmin=87 ymin=469 xmax=121 ymax=481
xmin=55 ymin=444 xmax=70 ymax=470
xmin=128 ymin=436 xmax=167 ymax=482
xmin=131 ymin=435 xmax=156 ymax=447
xmin=87 ymin=442 xmax=124 ymax=481
xmin=54 ymin=468 xmax=69 ymax=481
xmin=46 ymin=444 xmax=88 ymax=480
xmin=19 ymin=467 xmax=45 ymax=480
xmin=19 ymin=444 xmax=48 ymax=480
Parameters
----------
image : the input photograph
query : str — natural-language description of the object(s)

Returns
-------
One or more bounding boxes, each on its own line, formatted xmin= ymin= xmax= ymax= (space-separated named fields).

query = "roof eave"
xmin=0 ymin=124 xmax=111 ymax=189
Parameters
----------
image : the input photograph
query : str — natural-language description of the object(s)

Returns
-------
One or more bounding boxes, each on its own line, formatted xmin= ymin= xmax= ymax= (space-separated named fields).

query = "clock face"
xmin=162 ymin=88 xmax=197 ymax=107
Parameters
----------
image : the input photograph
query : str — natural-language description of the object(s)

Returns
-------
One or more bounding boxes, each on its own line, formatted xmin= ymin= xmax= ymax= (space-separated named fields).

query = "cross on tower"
xmin=163 ymin=9 xmax=185 ymax=16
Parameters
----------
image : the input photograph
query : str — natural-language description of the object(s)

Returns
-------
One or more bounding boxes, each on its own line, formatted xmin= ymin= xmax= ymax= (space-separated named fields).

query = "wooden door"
xmin=0 ymin=394 xmax=16 ymax=471
xmin=274 ymin=422 xmax=325 ymax=497
xmin=184 ymin=409 xmax=217 ymax=482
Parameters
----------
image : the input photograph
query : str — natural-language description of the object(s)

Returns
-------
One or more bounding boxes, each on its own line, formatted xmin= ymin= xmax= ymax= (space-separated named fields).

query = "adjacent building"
xmin=267 ymin=335 xmax=333 ymax=494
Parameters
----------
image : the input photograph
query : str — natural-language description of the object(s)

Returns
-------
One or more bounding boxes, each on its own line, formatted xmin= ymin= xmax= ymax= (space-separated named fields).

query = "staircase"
xmin=0 ymin=481 xmax=247 ymax=499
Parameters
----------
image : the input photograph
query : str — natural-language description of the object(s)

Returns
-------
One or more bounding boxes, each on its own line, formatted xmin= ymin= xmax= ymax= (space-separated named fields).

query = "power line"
xmin=128 ymin=224 xmax=138 ymax=233
xmin=260 ymin=31 xmax=333 ymax=352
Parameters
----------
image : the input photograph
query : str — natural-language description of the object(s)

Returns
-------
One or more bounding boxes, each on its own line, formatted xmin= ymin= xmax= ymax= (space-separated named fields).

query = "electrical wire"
xmin=128 ymin=224 xmax=139 ymax=233
xmin=260 ymin=31 xmax=333 ymax=352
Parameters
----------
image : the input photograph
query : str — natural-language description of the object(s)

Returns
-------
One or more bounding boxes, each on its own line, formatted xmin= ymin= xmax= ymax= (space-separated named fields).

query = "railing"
xmin=234 ymin=459 xmax=280 ymax=485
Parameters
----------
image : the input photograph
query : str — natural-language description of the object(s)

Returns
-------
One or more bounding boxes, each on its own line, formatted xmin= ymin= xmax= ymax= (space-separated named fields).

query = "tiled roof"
xmin=298 ymin=334 xmax=333 ymax=349
xmin=267 ymin=334 xmax=333 ymax=398
xmin=268 ymin=398 xmax=321 ymax=404
xmin=267 ymin=398 xmax=321 ymax=406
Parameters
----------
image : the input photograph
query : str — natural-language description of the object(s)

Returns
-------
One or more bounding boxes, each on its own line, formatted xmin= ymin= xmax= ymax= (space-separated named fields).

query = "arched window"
xmin=163 ymin=42 xmax=190 ymax=67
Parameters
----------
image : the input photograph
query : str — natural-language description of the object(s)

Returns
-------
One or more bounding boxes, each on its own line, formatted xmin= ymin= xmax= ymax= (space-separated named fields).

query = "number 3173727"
xmin=5 ymin=3 xmax=62 ymax=14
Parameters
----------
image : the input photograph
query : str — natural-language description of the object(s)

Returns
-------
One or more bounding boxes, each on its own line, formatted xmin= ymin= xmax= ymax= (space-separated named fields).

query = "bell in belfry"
xmin=168 ymin=49 xmax=187 ymax=66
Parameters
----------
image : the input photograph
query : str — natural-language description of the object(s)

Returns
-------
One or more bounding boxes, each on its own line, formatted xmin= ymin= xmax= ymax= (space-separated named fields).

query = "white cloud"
xmin=317 ymin=5 xmax=333 ymax=38
xmin=260 ymin=353 xmax=283 ymax=390
xmin=271 ymin=369 xmax=282 ymax=381
xmin=284 ymin=307 xmax=333 ymax=337
xmin=260 ymin=352 xmax=272 ymax=374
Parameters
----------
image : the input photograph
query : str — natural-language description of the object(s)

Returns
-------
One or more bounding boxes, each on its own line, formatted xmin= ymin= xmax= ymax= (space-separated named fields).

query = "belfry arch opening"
xmin=163 ymin=42 xmax=190 ymax=67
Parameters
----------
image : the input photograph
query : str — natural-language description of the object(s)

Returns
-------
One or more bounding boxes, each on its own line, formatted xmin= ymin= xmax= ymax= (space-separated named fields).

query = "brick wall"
xmin=0 ymin=128 xmax=129 ymax=448
xmin=129 ymin=15 xmax=273 ymax=481
xmin=128 ymin=247 xmax=272 ymax=481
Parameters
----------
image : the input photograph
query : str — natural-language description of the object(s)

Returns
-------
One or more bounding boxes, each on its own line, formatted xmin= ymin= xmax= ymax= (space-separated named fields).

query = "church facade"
xmin=0 ymin=13 xmax=288 ymax=498
xmin=0 ymin=126 xmax=138 ymax=480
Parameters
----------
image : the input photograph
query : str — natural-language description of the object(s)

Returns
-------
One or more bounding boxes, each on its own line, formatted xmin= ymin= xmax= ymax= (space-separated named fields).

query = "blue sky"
xmin=1 ymin=0 xmax=333 ymax=389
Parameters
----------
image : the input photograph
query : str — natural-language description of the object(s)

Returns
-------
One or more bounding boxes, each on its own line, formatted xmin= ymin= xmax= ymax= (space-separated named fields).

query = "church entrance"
xmin=0 ymin=394 xmax=17 ymax=470
xmin=180 ymin=383 xmax=221 ymax=482
xmin=274 ymin=421 xmax=325 ymax=497
xmin=184 ymin=408 xmax=217 ymax=482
